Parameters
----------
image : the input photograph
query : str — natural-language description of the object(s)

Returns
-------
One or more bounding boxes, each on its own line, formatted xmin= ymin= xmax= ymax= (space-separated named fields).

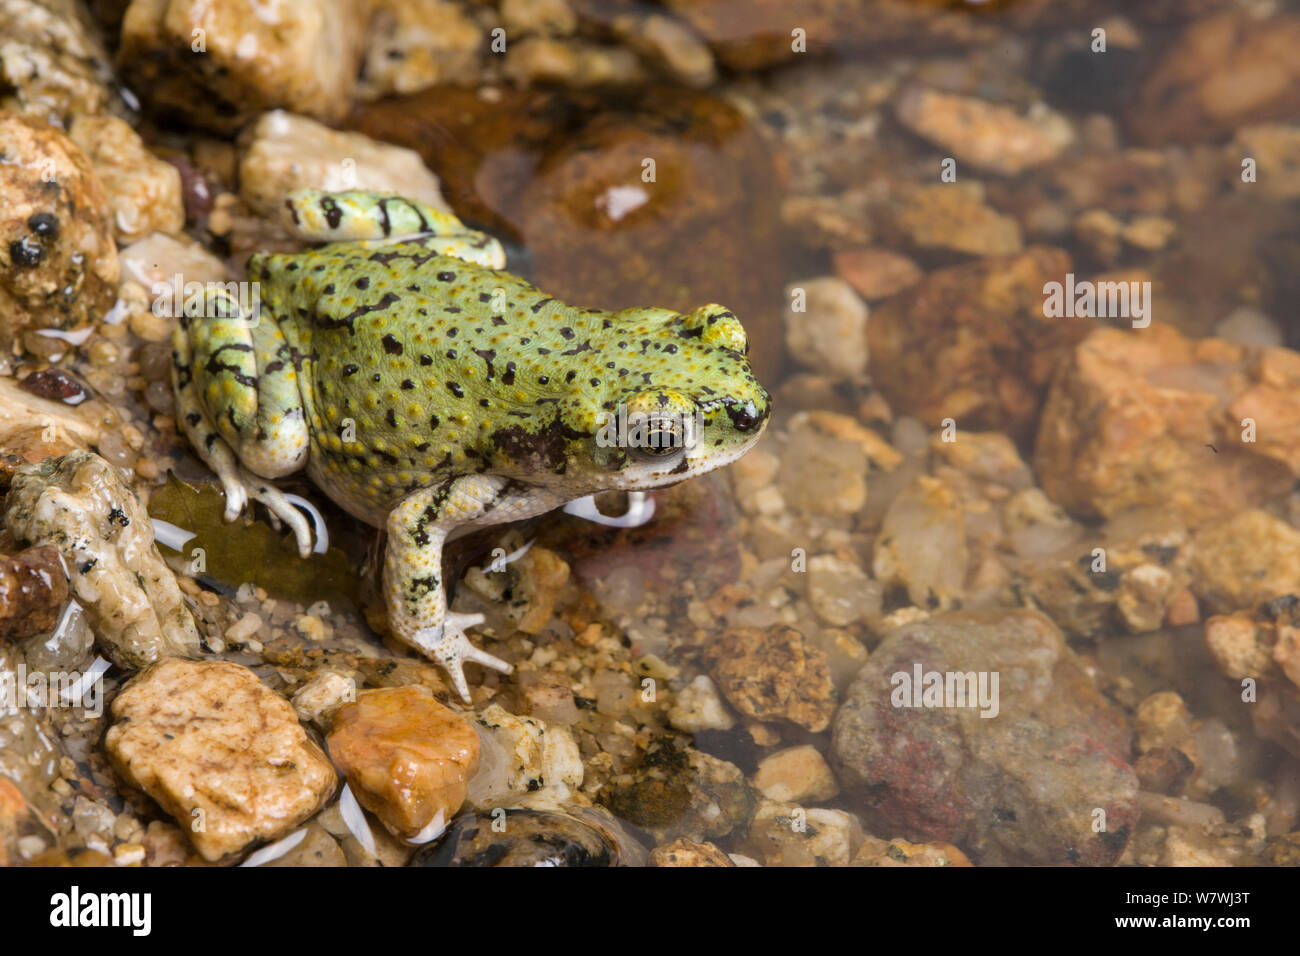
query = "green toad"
xmin=172 ymin=189 xmax=771 ymax=700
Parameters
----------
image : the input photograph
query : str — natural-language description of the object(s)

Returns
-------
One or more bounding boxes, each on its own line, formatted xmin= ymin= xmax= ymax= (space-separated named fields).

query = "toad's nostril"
xmin=727 ymin=399 xmax=762 ymax=432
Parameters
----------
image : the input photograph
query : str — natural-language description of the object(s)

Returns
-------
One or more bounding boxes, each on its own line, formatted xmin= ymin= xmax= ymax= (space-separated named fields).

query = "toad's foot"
xmin=216 ymin=465 xmax=317 ymax=559
xmin=386 ymin=477 xmax=558 ymax=701
xmin=410 ymin=612 xmax=511 ymax=703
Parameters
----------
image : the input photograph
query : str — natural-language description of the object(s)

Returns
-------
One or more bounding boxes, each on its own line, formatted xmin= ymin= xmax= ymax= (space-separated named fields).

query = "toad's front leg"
xmin=172 ymin=288 xmax=316 ymax=556
xmin=385 ymin=474 xmax=546 ymax=702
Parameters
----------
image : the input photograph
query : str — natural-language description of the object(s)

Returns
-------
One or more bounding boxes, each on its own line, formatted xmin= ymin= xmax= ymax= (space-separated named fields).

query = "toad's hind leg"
xmin=172 ymin=288 xmax=315 ymax=556
xmin=385 ymin=475 xmax=568 ymax=701
xmin=283 ymin=189 xmax=504 ymax=267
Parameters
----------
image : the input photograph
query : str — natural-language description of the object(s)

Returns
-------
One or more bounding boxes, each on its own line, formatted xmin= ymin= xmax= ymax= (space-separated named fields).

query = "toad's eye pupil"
xmin=641 ymin=424 xmax=679 ymax=454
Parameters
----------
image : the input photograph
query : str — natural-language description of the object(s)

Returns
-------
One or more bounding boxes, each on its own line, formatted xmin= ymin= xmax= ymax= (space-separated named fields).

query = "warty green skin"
xmin=171 ymin=189 xmax=771 ymax=700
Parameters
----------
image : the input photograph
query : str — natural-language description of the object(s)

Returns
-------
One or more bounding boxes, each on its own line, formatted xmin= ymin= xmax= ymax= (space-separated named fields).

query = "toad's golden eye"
xmin=617 ymin=409 xmax=691 ymax=463
xmin=631 ymin=414 xmax=684 ymax=458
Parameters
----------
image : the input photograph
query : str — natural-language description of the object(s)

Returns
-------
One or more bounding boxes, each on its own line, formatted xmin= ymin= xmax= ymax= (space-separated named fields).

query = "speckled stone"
xmin=104 ymin=658 xmax=336 ymax=862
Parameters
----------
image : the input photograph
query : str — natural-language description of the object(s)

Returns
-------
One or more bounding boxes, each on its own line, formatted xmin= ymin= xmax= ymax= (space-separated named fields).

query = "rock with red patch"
xmin=831 ymin=609 xmax=1137 ymax=865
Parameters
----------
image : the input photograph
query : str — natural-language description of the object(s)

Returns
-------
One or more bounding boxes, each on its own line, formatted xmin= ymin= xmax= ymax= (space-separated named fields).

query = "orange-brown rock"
xmin=327 ymin=685 xmax=479 ymax=840
xmin=1204 ymin=602 xmax=1300 ymax=757
xmin=1126 ymin=13 xmax=1300 ymax=145
xmin=1035 ymin=324 xmax=1300 ymax=523
xmin=649 ymin=837 xmax=735 ymax=867
xmin=833 ymin=248 xmax=922 ymax=301
xmin=0 ymin=544 xmax=67 ymax=641
xmin=867 ymin=247 xmax=1083 ymax=440
xmin=705 ymin=625 xmax=835 ymax=732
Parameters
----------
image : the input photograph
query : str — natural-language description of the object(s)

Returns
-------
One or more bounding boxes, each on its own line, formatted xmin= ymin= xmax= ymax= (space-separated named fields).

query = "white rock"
xmin=807 ymin=554 xmax=881 ymax=627
xmin=752 ymin=745 xmax=839 ymax=803
xmin=238 ymin=110 xmax=450 ymax=219
xmin=1214 ymin=306 xmax=1283 ymax=348
xmin=668 ymin=675 xmax=735 ymax=733
xmin=873 ymin=476 xmax=968 ymax=610
xmin=783 ymin=277 xmax=869 ymax=380
xmin=466 ymin=704 xmax=583 ymax=807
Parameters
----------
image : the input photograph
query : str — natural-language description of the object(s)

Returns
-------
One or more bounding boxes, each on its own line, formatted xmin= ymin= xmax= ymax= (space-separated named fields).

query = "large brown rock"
xmin=117 ymin=0 xmax=371 ymax=133
xmin=867 ymin=246 xmax=1083 ymax=440
xmin=831 ymin=610 xmax=1138 ymax=865
xmin=894 ymin=86 xmax=1073 ymax=177
xmin=1035 ymin=324 xmax=1300 ymax=524
xmin=1127 ymin=13 xmax=1300 ymax=145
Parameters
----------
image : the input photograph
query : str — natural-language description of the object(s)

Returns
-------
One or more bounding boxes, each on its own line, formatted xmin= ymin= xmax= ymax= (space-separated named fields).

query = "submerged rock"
xmin=1021 ymin=517 xmax=1191 ymax=639
xmin=873 ymin=475 xmax=968 ymax=611
xmin=741 ymin=800 xmax=863 ymax=867
xmin=833 ymin=248 xmax=922 ymax=301
xmin=867 ymin=246 xmax=1082 ymax=441
xmin=1191 ymin=510 xmax=1300 ymax=615
xmin=466 ymin=703 xmax=584 ymax=807
xmin=783 ymin=277 xmax=869 ymax=381
xmin=1204 ymin=600 xmax=1300 ymax=757
xmin=752 ymin=745 xmax=838 ymax=804
xmin=659 ymin=0 xmax=999 ymax=72
xmin=831 ymin=610 xmax=1138 ymax=865
xmin=411 ymin=805 xmax=646 ymax=867
xmin=894 ymin=86 xmax=1073 ymax=176
xmin=882 ymin=182 xmax=1023 ymax=257
xmin=1035 ymin=325 xmax=1300 ymax=524
xmin=1127 ymin=12 xmax=1300 ymax=146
